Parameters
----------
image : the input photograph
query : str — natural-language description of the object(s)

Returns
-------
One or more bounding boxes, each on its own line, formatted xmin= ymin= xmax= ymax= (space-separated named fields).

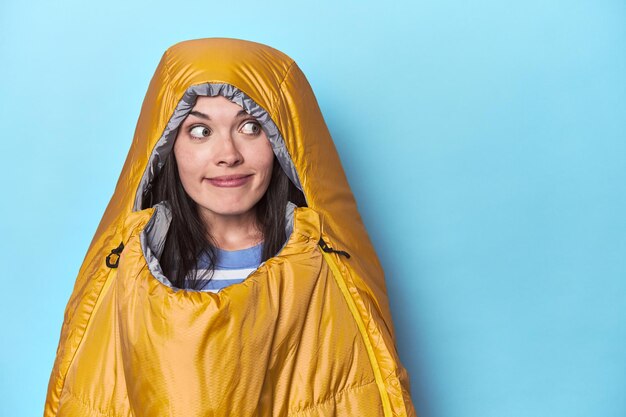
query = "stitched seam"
xmin=279 ymin=60 xmax=296 ymax=89
xmin=383 ymin=367 xmax=397 ymax=381
xmin=270 ymin=60 xmax=296 ymax=116
xmin=321 ymin=246 xmax=394 ymax=416
xmin=64 ymin=387 xmax=122 ymax=417
xmin=55 ymin=228 xmax=121 ymax=416
xmin=162 ymin=49 xmax=173 ymax=87
xmin=287 ymin=378 xmax=378 ymax=416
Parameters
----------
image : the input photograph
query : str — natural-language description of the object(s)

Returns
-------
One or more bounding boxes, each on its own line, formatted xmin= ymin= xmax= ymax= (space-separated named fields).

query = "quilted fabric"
xmin=44 ymin=37 xmax=417 ymax=417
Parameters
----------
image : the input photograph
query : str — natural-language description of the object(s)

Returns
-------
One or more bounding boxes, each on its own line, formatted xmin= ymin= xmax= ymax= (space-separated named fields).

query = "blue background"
xmin=1 ymin=1 xmax=624 ymax=416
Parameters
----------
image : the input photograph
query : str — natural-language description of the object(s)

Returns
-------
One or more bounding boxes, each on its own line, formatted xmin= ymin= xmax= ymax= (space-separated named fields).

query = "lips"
xmin=209 ymin=174 xmax=252 ymax=181
xmin=206 ymin=174 xmax=253 ymax=187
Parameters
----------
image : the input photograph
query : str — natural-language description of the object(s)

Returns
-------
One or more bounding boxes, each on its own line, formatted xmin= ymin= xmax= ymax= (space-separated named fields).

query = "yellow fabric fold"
xmin=45 ymin=38 xmax=417 ymax=417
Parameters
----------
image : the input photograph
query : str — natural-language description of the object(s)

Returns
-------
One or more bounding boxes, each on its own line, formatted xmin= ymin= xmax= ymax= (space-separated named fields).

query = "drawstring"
xmin=318 ymin=237 xmax=351 ymax=259
xmin=105 ymin=241 xmax=125 ymax=268
xmin=105 ymin=238 xmax=345 ymax=267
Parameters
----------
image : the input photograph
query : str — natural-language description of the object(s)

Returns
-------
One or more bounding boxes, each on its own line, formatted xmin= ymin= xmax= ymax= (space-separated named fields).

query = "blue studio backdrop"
xmin=0 ymin=1 xmax=624 ymax=416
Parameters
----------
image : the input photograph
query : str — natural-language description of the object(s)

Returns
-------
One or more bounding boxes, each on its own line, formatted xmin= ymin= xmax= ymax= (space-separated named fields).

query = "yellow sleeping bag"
xmin=44 ymin=37 xmax=417 ymax=417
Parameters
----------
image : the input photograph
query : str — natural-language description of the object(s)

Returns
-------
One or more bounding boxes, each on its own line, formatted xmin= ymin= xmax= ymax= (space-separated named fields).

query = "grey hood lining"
xmin=133 ymin=82 xmax=305 ymax=212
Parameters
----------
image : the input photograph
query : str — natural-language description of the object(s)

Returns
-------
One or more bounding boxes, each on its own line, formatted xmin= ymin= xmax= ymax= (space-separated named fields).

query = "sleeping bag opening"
xmin=132 ymin=82 xmax=307 ymax=291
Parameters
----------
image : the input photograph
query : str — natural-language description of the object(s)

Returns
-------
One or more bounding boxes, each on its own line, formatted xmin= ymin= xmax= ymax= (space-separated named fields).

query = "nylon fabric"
xmin=44 ymin=37 xmax=417 ymax=416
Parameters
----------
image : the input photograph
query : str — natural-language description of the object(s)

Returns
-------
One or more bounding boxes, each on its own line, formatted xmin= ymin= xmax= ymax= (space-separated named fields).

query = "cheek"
xmin=254 ymin=143 xmax=275 ymax=178
xmin=173 ymin=144 xmax=202 ymax=184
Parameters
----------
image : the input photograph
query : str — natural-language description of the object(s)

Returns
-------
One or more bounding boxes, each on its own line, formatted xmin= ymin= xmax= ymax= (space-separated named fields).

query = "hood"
xmin=85 ymin=37 xmax=395 ymax=335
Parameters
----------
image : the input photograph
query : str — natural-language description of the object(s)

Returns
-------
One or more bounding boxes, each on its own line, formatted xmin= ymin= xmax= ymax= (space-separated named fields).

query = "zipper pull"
xmin=318 ymin=237 xmax=351 ymax=259
xmin=105 ymin=241 xmax=125 ymax=268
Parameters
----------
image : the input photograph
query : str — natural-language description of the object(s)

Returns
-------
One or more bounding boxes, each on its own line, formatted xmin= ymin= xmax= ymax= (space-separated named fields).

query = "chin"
xmin=200 ymin=202 xmax=257 ymax=217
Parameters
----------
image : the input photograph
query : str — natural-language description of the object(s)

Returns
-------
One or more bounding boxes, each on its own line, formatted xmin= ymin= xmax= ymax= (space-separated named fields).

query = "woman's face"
xmin=173 ymin=95 xmax=275 ymax=227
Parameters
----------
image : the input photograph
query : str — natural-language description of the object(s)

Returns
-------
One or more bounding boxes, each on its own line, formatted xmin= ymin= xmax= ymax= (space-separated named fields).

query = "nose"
xmin=214 ymin=133 xmax=243 ymax=166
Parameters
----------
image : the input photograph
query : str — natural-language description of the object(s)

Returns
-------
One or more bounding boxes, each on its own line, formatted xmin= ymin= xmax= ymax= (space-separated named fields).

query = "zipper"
xmin=317 ymin=237 xmax=393 ymax=417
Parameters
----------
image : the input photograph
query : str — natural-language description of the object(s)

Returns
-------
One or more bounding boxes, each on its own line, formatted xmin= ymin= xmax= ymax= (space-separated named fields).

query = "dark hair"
xmin=142 ymin=143 xmax=306 ymax=290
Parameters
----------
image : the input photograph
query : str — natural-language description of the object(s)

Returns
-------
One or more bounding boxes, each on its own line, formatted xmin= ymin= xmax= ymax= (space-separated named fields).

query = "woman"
xmin=149 ymin=94 xmax=307 ymax=292
xmin=45 ymin=38 xmax=417 ymax=417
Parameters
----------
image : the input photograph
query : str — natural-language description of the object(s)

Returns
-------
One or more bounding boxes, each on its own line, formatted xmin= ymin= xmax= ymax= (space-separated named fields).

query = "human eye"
xmin=240 ymin=120 xmax=262 ymax=136
xmin=189 ymin=125 xmax=211 ymax=140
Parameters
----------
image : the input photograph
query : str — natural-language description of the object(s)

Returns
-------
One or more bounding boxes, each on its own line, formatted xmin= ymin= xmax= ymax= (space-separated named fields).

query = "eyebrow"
xmin=188 ymin=109 xmax=249 ymax=120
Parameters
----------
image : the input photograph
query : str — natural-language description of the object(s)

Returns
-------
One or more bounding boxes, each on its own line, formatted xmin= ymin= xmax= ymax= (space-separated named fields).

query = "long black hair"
xmin=142 ymin=132 xmax=307 ymax=290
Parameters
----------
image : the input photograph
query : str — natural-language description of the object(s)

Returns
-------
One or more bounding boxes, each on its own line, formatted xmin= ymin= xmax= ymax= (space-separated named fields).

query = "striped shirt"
xmin=185 ymin=241 xmax=264 ymax=293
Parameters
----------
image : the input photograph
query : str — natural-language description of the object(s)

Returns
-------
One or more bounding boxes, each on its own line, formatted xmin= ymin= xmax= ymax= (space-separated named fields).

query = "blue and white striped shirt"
xmin=185 ymin=242 xmax=264 ymax=293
